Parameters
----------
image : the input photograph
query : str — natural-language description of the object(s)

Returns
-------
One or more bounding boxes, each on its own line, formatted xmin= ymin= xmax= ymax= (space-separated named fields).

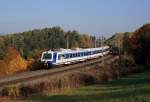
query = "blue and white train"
xmin=41 ymin=46 xmax=110 ymax=66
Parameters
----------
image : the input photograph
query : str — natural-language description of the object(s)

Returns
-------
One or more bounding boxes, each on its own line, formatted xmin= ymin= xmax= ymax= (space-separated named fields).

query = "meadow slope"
xmin=21 ymin=69 xmax=150 ymax=102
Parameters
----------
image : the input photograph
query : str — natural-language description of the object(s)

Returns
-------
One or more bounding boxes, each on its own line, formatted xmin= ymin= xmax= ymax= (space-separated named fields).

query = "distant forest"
xmin=0 ymin=27 xmax=95 ymax=59
xmin=107 ymin=23 xmax=150 ymax=65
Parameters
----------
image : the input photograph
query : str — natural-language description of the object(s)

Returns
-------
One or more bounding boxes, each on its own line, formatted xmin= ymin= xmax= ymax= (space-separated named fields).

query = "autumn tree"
xmin=128 ymin=23 xmax=150 ymax=65
xmin=4 ymin=47 xmax=27 ymax=74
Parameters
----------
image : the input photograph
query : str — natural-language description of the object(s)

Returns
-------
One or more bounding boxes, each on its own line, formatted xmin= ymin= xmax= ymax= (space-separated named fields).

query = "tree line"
xmin=0 ymin=26 xmax=95 ymax=60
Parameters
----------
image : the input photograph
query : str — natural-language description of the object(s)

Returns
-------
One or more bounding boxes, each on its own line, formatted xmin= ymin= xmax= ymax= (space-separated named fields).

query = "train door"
xmin=60 ymin=55 xmax=65 ymax=64
xmin=53 ymin=52 xmax=57 ymax=63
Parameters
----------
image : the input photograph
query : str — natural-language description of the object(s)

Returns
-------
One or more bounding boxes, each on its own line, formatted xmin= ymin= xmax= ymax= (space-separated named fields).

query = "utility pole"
xmin=101 ymin=35 xmax=105 ymax=67
xmin=95 ymin=36 xmax=97 ymax=48
xmin=66 ymin=34 xmax=69 ymax=49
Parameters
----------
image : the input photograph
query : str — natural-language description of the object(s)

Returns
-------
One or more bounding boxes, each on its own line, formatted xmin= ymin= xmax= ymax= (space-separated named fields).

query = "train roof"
xmin=43 ymin=46 xmax=109 ymax=54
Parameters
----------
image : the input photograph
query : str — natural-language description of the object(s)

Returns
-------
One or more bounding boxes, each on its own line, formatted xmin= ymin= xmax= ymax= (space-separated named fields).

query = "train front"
xmin=41 ymin=51 xmax=53 ymax=67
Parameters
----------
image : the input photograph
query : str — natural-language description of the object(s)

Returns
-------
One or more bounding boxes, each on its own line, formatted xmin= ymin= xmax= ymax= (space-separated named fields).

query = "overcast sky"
xmin=0 ymin=0 xmax=150 ymax=37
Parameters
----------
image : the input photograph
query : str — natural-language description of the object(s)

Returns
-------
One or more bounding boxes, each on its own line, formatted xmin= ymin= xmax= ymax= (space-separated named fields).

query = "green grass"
xmin=20 ymin=69 xmax=150 ymax=102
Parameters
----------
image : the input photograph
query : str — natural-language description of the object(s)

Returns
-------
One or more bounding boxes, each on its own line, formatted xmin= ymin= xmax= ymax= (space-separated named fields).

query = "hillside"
xmin=106 ymin=32 xmax=133 ymax=48
xmin=22 ymin=68 xmax=150 ymax=102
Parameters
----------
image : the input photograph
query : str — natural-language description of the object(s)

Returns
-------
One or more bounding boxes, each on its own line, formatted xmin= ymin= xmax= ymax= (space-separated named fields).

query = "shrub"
xmin=28 ymin=60 xmax=45 ymax=71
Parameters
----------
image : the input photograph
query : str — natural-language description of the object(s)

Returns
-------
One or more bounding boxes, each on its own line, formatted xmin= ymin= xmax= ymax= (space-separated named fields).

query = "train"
xmin=41 ymin=46 xmax=110 ymax=66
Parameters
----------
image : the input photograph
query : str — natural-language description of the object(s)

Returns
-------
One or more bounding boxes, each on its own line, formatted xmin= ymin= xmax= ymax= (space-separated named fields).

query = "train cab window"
xmin=43 ymin=53 xmax=52 ymax=59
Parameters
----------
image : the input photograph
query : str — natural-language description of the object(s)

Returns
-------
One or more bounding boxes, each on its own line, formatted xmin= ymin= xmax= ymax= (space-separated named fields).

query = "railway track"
xmin=0 ymin=55 xmax=118 ymax=89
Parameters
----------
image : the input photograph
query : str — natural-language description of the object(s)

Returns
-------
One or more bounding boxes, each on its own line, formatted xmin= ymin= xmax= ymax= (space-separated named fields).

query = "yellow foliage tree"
xmin=6 ymin=47 xmax=27 ymax=74
xmin=0 ymin=47 xmax=27 ymax=75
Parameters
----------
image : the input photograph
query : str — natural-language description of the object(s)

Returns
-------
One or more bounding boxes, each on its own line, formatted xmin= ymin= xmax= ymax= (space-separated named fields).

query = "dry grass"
xmin=21 ymin=69 xmax=150 ymax=102
xmin=0 ymin=57 xmax=148 ymax=101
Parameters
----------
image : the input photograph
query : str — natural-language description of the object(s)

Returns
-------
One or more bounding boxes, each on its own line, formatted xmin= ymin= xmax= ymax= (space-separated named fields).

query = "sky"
xmin=0 ymin=0 xmax=150 ymax=37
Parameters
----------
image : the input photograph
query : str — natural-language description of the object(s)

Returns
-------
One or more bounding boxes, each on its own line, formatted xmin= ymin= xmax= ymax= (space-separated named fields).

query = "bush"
xmin=28 ymin=60 xmax=45 ymax=71
xmin=1 ymin=86 xmax=20 ymax=100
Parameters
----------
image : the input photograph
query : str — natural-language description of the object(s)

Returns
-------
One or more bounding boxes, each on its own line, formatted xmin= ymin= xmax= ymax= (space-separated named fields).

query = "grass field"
xmin=21 ymin=69 xmax=150 ymax=102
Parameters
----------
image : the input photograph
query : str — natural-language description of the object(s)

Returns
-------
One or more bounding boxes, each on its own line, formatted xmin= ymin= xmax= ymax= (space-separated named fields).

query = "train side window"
xmin=62 ymin=54 xmax=64 ymax=58
xmin=93 ymin=51 xmax=95 ymax=54
xmin=75 ymin=53 xmax=77 ymax=57
xmin=89 ymin=52 xmax=91 ymax=55
xmin=84 ymin=52 xmax=86 ymax=56
xmin=64 ymin=54 xmax=67 ymax=59
xmin=72 ymin=53 xmax=75 ymax=57
xmin=86 ymin=52 xmax=88 ymax=56
xmin=81 ymin=52 xmax=83 ymax=56
xmin=66 ymin=54 xmax=70 ymax=59
xmin=63 ymin=54 xmax=66 ymax=59
xmin=74 ymin=53 xmax=76 ymax=57
xmin=78 ymin=53 xmax=80 ymax=57
xmin=86 ymin=52 xmax=88 ymax=55
xmin=58 ymin=54 xmax=65 ymax=60
xmin=70 ymin=54 xmax=72 ymax=58
xmin=76 ymin=53 xmax=78 ymax=57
